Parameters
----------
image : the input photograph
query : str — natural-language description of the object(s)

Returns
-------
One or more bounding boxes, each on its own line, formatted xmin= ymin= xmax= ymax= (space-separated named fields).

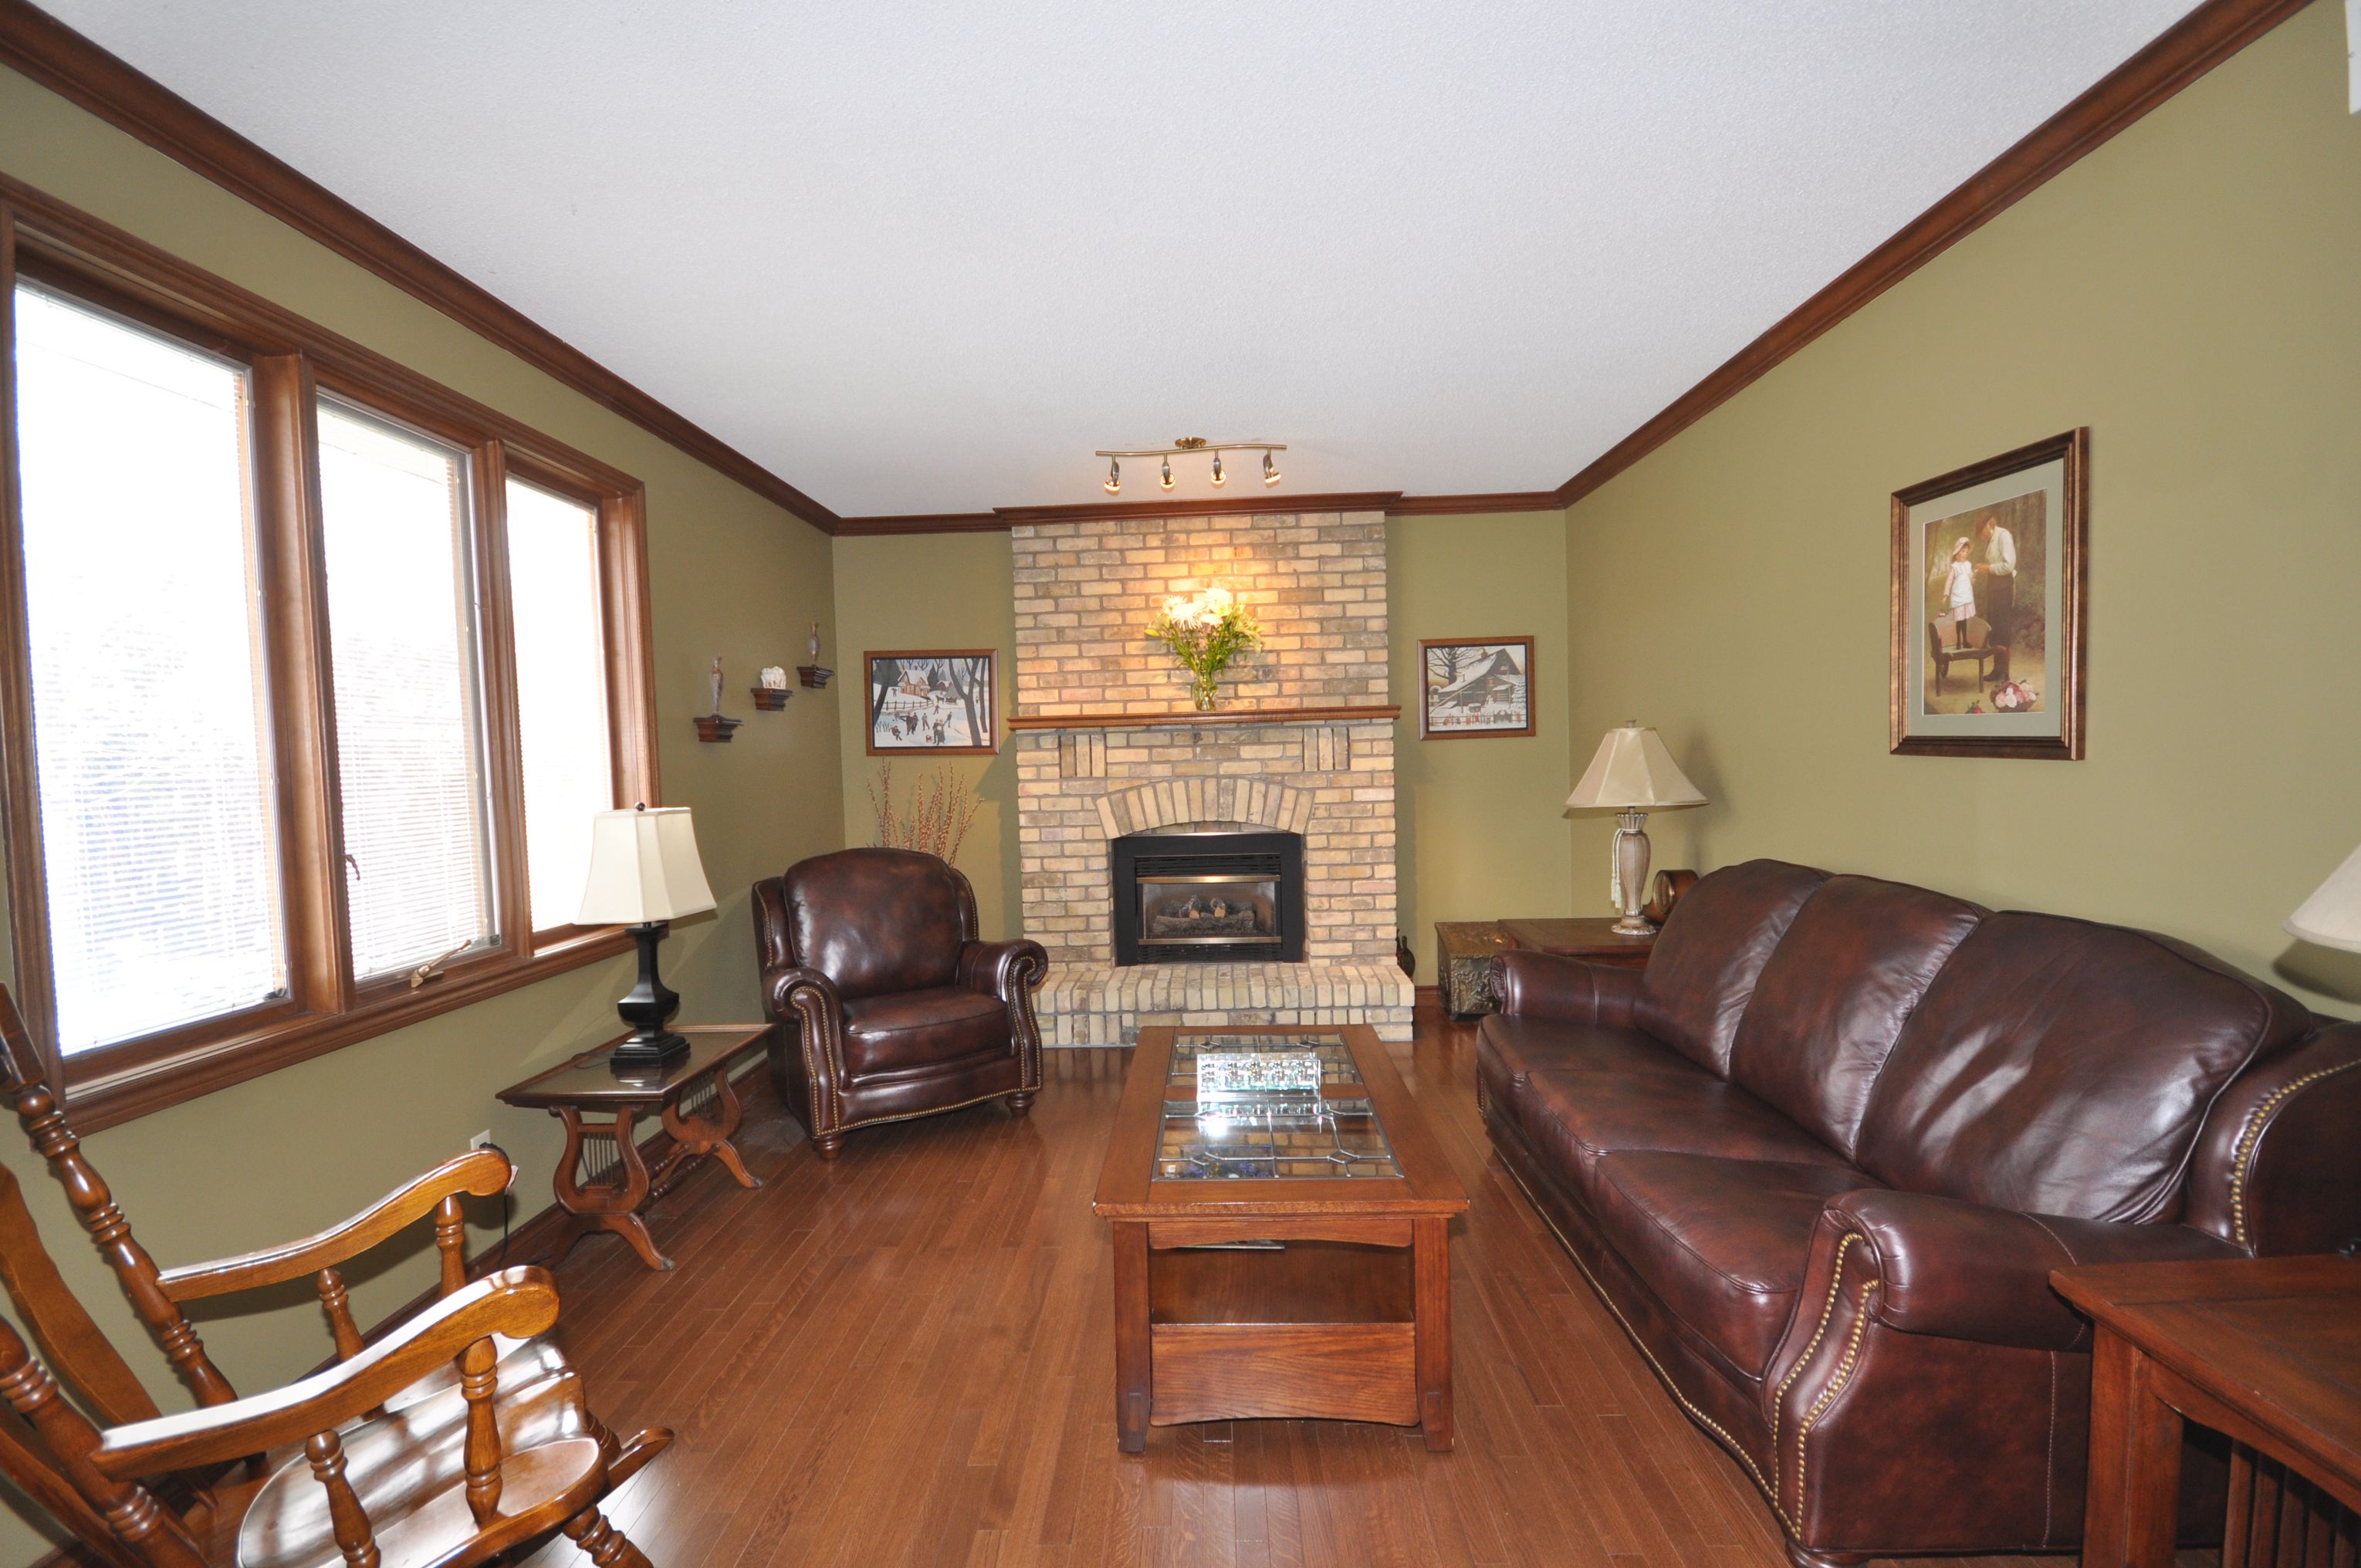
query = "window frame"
xmin=0 ymin=187 xmax=661 ymax=1132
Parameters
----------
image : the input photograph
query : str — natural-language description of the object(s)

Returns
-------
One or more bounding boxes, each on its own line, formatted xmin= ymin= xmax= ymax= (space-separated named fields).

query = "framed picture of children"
xmin=1419 ymin=637 xmax=1536 ymax=739
xmin=1889 ymin=429 xmax=2087 ymax=759
xmin=864 ymin=650 xmax=997 ymax=755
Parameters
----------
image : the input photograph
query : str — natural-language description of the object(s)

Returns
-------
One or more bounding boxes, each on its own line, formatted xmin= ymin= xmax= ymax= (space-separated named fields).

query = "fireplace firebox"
xmin=1111 ymin=830 xmax=1305 ymax=965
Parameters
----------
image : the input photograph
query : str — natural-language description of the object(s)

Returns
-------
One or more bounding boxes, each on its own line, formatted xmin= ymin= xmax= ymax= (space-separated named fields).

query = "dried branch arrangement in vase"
xmin=868 ymin=761 xmax=984 ymax=866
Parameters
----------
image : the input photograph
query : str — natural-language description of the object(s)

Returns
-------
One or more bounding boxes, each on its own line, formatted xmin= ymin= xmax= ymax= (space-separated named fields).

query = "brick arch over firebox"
xmin=1093 ymin=777 xmax=1316 ymax=842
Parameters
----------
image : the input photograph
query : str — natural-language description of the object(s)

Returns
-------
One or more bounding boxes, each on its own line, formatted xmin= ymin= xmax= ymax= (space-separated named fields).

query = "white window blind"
xmin=504 ymin=478 xmax=612 ymax=930
xmin=316 ymin=400 xmax=495 ymax=980
xmin=10 ymin=286 xmax=287 ymax=1054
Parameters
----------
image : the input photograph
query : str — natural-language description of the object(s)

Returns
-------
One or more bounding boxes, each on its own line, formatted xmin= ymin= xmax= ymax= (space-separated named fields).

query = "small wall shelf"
xmin=693 ymin=715 xmax=744 ymax=742
xmin=797 ymin=664 xmax=834 ymax=689
xmin=750 ymin=688 xmax=792 ymax=711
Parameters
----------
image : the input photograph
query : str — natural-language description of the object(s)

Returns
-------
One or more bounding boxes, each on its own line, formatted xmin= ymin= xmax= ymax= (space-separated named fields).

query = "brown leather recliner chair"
xmin=755 ymin=848 xmax=1047 ymax=1159
xmin=1476 ymin=859 xmax=2361 ymax=1568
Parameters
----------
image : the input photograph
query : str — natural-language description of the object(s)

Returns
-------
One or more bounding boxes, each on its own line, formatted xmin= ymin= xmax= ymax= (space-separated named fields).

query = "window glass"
xmin=11 ymin=286 xmax=286 ymax=1053
xmin=316 ymin=399 xmax=494 ymax=979
xmin=504 ymin=478 xmax=611 ymax=929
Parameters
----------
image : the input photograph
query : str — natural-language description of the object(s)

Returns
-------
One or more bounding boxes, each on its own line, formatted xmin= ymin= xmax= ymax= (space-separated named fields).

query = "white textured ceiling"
xmin=36 ymin=1 xmax=2200 ymax=517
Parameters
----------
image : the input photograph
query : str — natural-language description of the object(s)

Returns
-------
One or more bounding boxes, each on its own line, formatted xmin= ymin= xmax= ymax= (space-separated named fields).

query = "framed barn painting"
xmin=1419 ymin=637 xmax=1536 ymax=739
xmin=864 ymin=650 xmax=997 ymax=755
xmin=1889 ymin=430 xmax=2087 ymax=759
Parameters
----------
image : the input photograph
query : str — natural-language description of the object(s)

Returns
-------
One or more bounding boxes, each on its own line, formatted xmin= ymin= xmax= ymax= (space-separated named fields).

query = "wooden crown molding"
xmin=1548 ymin=0 xmax=2307 ymax=509
xmin=0 ymin=0 xmax=841 ymax=533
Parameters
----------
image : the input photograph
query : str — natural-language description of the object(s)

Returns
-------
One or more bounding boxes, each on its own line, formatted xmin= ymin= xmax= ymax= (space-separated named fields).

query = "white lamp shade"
xmin=576 ymin=806 xmax=716 ymax=924
xmin=1566 ymin=723 xmax=1708 ymax=811
xmin=2286 ymin=840 xmax=2361 ymax=954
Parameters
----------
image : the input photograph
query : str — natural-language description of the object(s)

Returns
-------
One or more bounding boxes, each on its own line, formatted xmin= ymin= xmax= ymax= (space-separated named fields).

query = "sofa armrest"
xmin=2186 ymin=1020 xmax=2361 ymax=1256
xmin=1814 ymin=1189 xmax=2239 ymax=1353
xmin=958 ymin=938 xmax=1048 ymax=1002
xmin=1493 ymin=951 xmax=1641 ymax=1026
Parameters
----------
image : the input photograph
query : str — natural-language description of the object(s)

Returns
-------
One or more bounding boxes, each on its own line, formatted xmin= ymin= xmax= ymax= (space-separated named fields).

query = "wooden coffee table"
xmin=1091 ymin=1024 xmax=1469 ymax=1452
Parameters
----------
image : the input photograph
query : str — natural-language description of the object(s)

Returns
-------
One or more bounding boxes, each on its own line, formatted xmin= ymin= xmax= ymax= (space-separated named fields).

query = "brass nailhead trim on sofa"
xmin=1770 ymin=1232 xmax=1859 ymax=1456
xmin=2228 ymin=1058 xmax=2361 ymax=1249
xmin=1791 ymin=1279 xmax=1879 ymax=1524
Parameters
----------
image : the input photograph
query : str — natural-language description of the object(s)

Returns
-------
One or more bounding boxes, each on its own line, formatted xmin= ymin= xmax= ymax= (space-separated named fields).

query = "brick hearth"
xmin=1011 ymin=509 xmax=1412 ymax=1045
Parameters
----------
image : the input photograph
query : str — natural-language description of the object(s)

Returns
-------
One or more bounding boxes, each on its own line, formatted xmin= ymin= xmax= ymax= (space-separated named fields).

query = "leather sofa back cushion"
xmin=1634 ymin=860 xmax=1827 ymax=1074
xmin=1855 ymin=912 xmax=2311 ymax=1221
xmin=780 ymin=847 xmax=967 ymax=999
xmin=1726 ymin=875 xmax=1986 ymax=1158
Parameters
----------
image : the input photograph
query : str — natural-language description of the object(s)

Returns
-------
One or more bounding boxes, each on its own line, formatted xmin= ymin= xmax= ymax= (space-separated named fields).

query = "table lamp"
xmin=577 ymin=804 xmax=716 ymax=1071
xmin=1566 ymin=722 xmax=1706 ymax=934
xmin=2286 ymin=840 xmax=2361 ymax=952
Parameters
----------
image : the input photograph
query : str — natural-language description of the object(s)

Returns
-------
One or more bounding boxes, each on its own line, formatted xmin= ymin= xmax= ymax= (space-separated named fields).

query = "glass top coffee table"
xmin=1092 ymin=1025 xmax=1469 ymax=1453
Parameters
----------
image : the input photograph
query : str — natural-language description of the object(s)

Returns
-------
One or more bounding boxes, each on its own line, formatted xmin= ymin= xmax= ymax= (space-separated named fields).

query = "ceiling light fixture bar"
xmin=1095 ymin=437 xmax=1286 ymax=495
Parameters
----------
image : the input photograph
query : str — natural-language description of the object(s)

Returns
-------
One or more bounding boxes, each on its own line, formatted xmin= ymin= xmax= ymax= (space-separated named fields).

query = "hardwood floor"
xmin=510 ymin=1007 xmax=2085 ymax=1568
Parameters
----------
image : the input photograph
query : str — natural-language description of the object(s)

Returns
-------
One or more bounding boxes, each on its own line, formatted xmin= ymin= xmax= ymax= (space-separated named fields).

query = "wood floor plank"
xmin=500 ymin=1011 xmax=2080 ymax=1568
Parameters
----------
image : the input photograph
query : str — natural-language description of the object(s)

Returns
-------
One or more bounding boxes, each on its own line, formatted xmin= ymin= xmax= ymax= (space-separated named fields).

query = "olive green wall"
xmin=830 ymin=532 xmax=1023 ymax=936
xmin=1561 ymin=2 xmax=2361 ymax=1015
xmin=830 ymin=516 xmax=1578 ymax=980
xmin=1389 ymin=513 xmax=1575 ymax=978
xmin=0 ymin=63 xmax=843 ymax=1558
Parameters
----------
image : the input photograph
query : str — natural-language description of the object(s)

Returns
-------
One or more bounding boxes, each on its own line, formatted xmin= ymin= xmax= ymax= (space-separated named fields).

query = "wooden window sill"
xmin=61 ymin=926 xmax=635 ymax=1133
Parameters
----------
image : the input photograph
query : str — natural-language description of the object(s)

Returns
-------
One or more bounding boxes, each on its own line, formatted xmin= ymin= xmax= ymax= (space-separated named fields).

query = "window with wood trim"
xmin=0 ymin=195 xmax=661 ymax=1131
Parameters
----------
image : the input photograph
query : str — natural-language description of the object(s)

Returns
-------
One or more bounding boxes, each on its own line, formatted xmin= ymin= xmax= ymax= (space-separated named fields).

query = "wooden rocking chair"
xmin=0 ymin=986 xmax=671 ymax=1566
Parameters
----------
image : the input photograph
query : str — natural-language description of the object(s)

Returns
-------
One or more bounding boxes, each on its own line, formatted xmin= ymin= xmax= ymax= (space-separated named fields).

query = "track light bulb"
xmin=1209 ymin=452 xmax=1226 ymax=487
xmin=1262 ymin=450 xmax=1281 ymax=486
xmin=1104 ymin=458 xmax=1121 ymax=495
xmin=1159 ymin=456 xmax=1175 ymax=491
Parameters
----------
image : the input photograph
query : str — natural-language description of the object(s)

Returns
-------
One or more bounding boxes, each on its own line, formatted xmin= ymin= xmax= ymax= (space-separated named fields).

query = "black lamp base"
xmin=609 ymin=921 xmax=692 ymax=1075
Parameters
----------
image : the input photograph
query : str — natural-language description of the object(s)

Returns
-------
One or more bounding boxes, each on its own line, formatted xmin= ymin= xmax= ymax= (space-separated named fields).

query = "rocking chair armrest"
xmin=156 ymin=1148 xmax=512 ymax=1303
xmin=92 ymin=1266 xmax=560 ymax=1478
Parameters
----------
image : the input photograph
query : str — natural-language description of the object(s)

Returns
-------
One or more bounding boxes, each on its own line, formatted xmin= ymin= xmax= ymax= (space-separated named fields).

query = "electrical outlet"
xmin=469 ymin=1130 xmax=494 ymax=1151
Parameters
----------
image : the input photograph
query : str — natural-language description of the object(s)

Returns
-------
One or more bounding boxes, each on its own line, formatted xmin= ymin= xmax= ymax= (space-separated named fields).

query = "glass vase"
xmin=1192 ymin=671 xmax=1219 ymax=711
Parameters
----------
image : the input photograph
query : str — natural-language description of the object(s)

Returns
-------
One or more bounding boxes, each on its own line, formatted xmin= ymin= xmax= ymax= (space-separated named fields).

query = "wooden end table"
xmin=1498 ymin=917 xmax=1658 ymax=968
xmin=2051 ymin=1254 xmax=2361 ymax=1568
xmin=1091 ymin=1024 xmax=1469 ymax=1453
xmin=497 ymin=1024 xmax=771 ymax=1272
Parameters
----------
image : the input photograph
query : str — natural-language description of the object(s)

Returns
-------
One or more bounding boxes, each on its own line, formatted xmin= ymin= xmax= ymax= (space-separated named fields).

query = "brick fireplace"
xmin=1011 ymin=508 xmax=1413 ymax=1045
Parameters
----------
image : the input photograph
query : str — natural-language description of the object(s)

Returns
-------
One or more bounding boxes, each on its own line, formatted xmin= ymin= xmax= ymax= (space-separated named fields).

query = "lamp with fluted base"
xmin=577 ymin=805 xmax=716 ymax=1072
xmin=1566 ymin=723 xmax=1706 ymax=935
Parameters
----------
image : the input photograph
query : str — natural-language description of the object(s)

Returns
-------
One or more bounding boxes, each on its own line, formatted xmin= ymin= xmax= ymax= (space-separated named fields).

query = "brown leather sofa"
xmin=1476 ymin=860 xmax=2361 ymax=1567
xmin=756 ymin=848 xmax=1047 ymax=1158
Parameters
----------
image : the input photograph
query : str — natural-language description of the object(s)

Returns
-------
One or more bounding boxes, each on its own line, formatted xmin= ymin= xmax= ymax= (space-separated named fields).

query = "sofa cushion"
xmin=840 ymin=986 xmax=1008 ymax=1076
xmin=1589 ymin=1153 xmax=1874 ymax=1380
xmin=1521 ymin=1068 xmax=1850 ymax=1211
xmin=1855 ymin=912 xmax=2316 ymax=1222
xmin=1476 ymin=1016 xmax=1705 ymax=1136
xmin=1726 ymin=875 xmax=1986 ymax=1159
xmin=1633 ymin=860 xmax=1828 ymax=1074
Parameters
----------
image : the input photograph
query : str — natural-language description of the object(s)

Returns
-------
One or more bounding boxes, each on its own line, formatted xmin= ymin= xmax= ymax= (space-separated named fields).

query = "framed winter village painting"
xmin=864 ymin=650 xmax=997 ymax=755
xmin=1419 ymin=637 xmax=1535 ymax=739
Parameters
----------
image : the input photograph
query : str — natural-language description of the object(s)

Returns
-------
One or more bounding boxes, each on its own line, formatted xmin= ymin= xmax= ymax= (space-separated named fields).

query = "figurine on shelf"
xmin=695 ymin=655 xmax=743 ymax=742
xmin=798 ymin=622 xmax=835 ymax=689
xmin=753 ymin=666 xmax=793 ymax=710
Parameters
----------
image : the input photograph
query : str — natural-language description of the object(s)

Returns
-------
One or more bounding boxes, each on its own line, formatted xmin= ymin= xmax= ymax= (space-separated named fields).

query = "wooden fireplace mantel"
xmin=1007 ymin=703 xmax=1402 ymax=732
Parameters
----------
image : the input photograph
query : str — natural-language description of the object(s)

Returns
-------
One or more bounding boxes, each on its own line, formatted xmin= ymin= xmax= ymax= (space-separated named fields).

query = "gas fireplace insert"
xmin=1111 ymin=830 xmax=1305 ymax=965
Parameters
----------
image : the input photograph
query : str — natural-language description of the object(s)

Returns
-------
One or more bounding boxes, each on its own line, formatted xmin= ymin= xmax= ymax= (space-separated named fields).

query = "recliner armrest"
xmin=1493 ymin=951 xmax=1641 ymax=1026
xmin=958 ymin=938 xmax=1048 ymax=1002
xmin=1817 ymin=1189 xmax=2239 ymax=1352
xmin=765 ymin=965 xmax=844 ymax=1033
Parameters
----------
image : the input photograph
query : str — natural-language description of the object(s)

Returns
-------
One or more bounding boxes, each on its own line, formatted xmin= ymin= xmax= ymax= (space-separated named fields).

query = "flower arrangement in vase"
xmin=1147 ymin=586 xmax=1261 ymax=711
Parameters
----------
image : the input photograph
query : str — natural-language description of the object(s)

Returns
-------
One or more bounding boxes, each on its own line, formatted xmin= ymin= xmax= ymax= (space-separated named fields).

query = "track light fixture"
xmin=1091 ymin=438 xmax=1289 ymax=495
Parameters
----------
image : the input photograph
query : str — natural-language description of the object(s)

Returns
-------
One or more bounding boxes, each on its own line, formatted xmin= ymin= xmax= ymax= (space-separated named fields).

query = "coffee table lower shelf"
xmin=1112 ymin=1220 xmax=1453 ymax=1451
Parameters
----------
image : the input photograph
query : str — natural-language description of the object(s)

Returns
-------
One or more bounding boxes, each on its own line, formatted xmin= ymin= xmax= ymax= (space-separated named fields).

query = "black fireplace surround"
xmin=1111 ymin=830 xmax=1305 ymax=965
